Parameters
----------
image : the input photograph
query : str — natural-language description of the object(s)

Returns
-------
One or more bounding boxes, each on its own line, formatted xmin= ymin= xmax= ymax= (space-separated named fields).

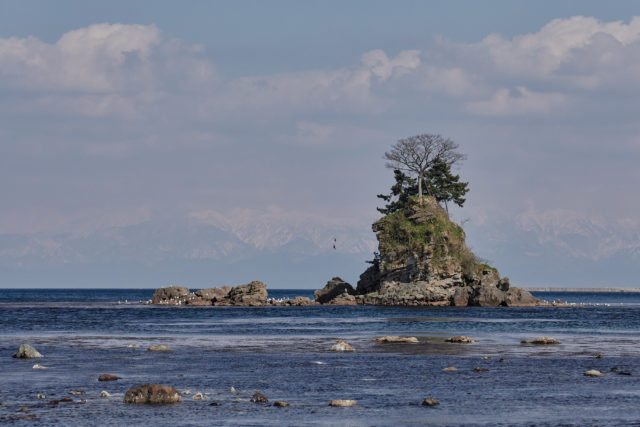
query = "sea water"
xmin=1 ymin=289 xmax=639 ymax=425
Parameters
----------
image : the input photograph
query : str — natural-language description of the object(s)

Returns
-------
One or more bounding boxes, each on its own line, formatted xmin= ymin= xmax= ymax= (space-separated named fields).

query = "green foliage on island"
xmin=377 ymin=165 xmax=468 ymax=215
xmin=373 ymin=196 xmax=488 ymax=279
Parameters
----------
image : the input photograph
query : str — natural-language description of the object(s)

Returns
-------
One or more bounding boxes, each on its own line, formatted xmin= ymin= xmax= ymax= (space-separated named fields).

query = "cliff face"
xmin=353 ymin=197 xmax=538 ymax=307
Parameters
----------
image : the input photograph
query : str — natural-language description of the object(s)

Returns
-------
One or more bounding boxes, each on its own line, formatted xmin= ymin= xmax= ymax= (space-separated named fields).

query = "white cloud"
xmin=479 ymin=16 xmax=640 ymax=76
xmin=466 ymin=86 xmax=567 ymax=116
xmin=361 ymin=49 xmax=421 ymax=81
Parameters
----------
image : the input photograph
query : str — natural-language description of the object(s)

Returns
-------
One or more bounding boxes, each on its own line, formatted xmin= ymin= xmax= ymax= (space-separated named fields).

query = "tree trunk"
xmin=418 ymin=171 xmax=423 ymax=205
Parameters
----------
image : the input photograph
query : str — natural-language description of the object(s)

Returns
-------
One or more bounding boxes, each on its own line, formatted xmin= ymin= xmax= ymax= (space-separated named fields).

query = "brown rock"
xmin=250 ymin=392 xmax=268 ymax=403
xmin=124 ymin=384 xmax=182 ymax=404
xmin=98 ymin=374 xmax=120 ymax=381
xmin=497 ymin=277 xmax=510 ymax=292
xmin=314 ymin=277 xmax=356 ymax=304
xmin=452 ymin=287 xmax=472 ymax=306
xmin=474 ymin=367 xmax=489 ymax=372
xmin=148 ymin=345 xmax=172 ymax=351
xmin=227 ymin=281 xmax=268 ymax=306
xmin=446 ymin=336 xmax=474 ymax=343
xmin=442 ymin=366 xmax=457 ymax=371
xmin=521 ymin=337 xmax=561 ymax=345
xmin=470 ymin=284 xmax=505 ymax=307
xmin=152 ymin=286 xmax=190 ymax=305
xmin=504 ymin=288 xmax=538 ymax=307
xmin=374 ymin=336 xmax=419 ymax=343
xmin=422 ymin=397 xmax=440 ymax=406
xmin=273 ymin=400 xmax=290 ymax=407
xmin=329 ymin=340 xmax=355 ymax=351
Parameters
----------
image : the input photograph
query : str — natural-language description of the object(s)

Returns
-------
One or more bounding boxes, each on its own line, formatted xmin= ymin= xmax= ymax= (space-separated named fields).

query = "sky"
xmin=1 ymin=1 xmax=640 ymax=288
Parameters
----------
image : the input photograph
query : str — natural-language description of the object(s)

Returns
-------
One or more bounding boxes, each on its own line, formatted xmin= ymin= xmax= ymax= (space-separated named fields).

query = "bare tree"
xmin=384 ymin=134 xmax=465 ymax=204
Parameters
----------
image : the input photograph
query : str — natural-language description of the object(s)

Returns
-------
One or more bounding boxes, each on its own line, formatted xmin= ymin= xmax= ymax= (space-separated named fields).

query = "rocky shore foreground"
xmin=153 ymin=197 xmax=544 ymax=307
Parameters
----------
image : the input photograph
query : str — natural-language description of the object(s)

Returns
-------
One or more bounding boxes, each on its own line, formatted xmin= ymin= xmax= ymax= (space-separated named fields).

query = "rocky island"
xmin=152 ymin=196 xmax=540 ymax=307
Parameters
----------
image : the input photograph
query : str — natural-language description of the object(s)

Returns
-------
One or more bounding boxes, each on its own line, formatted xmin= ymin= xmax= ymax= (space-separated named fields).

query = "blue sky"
xmin=1 ymin=1 xmax=640 ymax=288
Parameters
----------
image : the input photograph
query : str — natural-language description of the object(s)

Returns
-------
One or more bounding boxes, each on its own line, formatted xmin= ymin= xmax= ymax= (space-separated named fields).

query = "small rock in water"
xmin=594 ymin=353 xmax=603 ymax=358
xmin=68 ymin=390 xmax=85 ymax=395
xmin=481 ymin=356 xmax=491 ymax=360
xmin=584 ymin=369 xmax=605 ymax=377
xmin=312 ymin=361 xmax=326 ymax=365
xmin=329 ymin=340 xmax=355 ymax=352
xmin=209 ymin=401 xmax=222 ymax=406
xmin=474 ymin=367 xmax=489 ymax=372
xmin=182 ymin=390 xmax=191 ymax=396
xmin=98 ymin=374 xmax=120 ymax=381
xmin=36 ymin=394 xmax=46 ymax=399
xmin=521 ymin=337 xmax=561 ymax=345
xmin=422 ymin=397 xmax=440 ymax=406
xmin=147 ymin=345 xmax=172 ymax=352
xmin=77 ymin=399 xmax=87 ymax=404
xmin=100 ymin=391 xmax=111 ymax=398
xmin=19 ymin=407 xmax=28 ymax=412
xmin=32 ymin=364 xmax=46 ymax=369
xmin=13 ymin=344 xmax=43 ymax=359
xmin=124 ymin=384 xmax=182 ymax=404
xmin=127 ymin=344 xmax=139 ymax=348
xmin=329 ymin=399 xmax=357 ymax=407
xmin=250 ymin=392 xmax=268 ymax=403
xmin=446 ymin=336 xmax=474 ymax=343
xmin=498 ymin=358 xmax=510 ymax=363
xmin=442 ymin=366 xmax=457 ymax=371
xmin=19 ymin=414 xmax=37 ymax=420
xmin=230 ymin=386 xmax=236 ymax=393
xmin=374 ymin=336 xmax=419 ymax=343
xmin=273 ymin=400 xmax=290 ymax=407
xmin=193 ymin=393 xmax=206 ymax=400
xmin=617 ymin=370 xmax=631 ymax=376
xmin=60 ymin=397 xmax=73 ymax=402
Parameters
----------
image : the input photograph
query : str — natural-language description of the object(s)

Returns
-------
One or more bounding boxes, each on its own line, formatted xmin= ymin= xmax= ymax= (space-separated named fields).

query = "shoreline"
xmin=525 ymin=287 xmax=640 ymax=293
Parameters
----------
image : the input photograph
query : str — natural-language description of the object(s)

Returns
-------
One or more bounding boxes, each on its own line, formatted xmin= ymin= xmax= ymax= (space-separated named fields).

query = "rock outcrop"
xmin=13 ymin=344 xmax=43 ymax=359
xmin=124 ymin=384 xmax=182 ymax=404
xmin=341 ymin=197 xmax=541 ymax=307
xmin=314 ymin=277 xmax=356 ymax=304
xmin=152 ymin=281 xmax=318 ymax=307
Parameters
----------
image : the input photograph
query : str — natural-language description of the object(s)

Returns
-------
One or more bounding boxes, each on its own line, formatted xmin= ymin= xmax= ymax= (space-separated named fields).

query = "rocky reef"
xmin=152 ymin=197 xmax=539 ymax=307
xmin=152 ymin=281 xmax=314 ymax=306
xmin=318 ymin=197 xmax=540 ymax=307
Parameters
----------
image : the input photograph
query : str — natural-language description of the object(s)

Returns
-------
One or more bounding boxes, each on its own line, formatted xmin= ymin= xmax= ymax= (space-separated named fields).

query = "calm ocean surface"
xmin=1 ymin=289 xmax=639 ymax=426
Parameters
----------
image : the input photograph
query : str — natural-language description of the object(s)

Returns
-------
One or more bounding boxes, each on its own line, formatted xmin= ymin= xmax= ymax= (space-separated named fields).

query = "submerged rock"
xmin=329 ymin=340 xmax=354 ymax=352
xmin=521 ymin=337 xmax=561 ymax=345
xmin=442 ymin=366 xmax=457 ymax=371
xmin=124 ymin=384 xmax=182 ymax=404
xmin=329 ymin=399 xmax=357 ymax=407
xmin=148 ymin=345 xmax=172 ymax=351
xmin=98 ymin=374 xmax=120 ymax=381
xmin=584 ymin=370 xmax=605 ymax=377
xmin=446 ymin=336 xmax=474 ymax=343
xmin=474 ymin=367 xmax=489 ymax=372
xmin=250 ymin=392 xmax=268 ymax=403
xmin=374 ymin=336 xmax=419 ymax=343
xmin=13 ymin=344 xmax=43 ymax=359
xmin=32 ymin=364 xmax=46 ymax=369
xmin=273 ymin=400 xmax=290 ymax=407
xmin=422 ymin=397 xmax=440 ymax=406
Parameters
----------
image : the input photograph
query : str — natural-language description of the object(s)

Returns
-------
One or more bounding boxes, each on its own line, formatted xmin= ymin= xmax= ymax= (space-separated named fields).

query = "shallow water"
xmin=1 ymin=289 xmax=639 ymax=425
